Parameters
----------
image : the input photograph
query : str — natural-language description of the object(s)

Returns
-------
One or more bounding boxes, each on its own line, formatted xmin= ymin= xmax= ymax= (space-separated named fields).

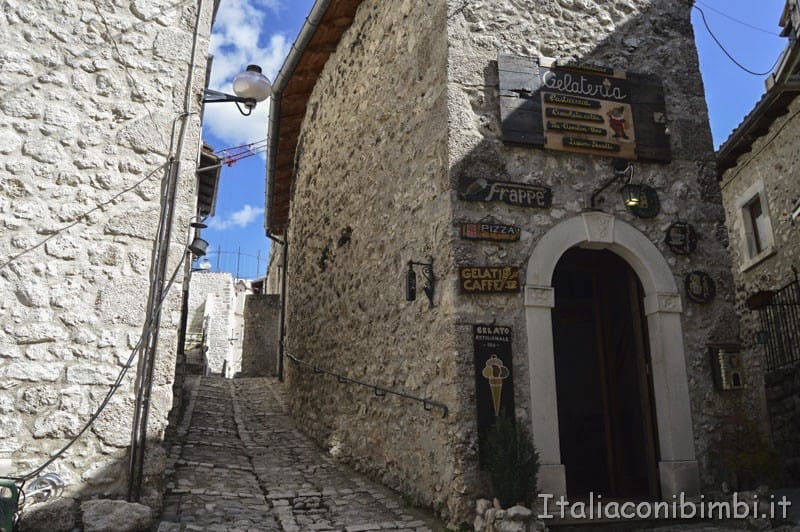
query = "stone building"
xmin=185 ymin=271 xmax=236 ymax=376
xmin=0 ymin=0 xmax=217 ymax=515
xmin=265 ymin=0 xmax=766 ymax=524
xmin=184 ymin=272 xmax=275 ymax=377
xmin=717 ymin=0 xmax=800 ymax=484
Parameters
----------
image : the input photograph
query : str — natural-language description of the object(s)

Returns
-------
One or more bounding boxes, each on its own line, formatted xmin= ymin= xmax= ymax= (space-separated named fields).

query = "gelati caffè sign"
xmin=460 ymin=266 xmax=520 ymax=293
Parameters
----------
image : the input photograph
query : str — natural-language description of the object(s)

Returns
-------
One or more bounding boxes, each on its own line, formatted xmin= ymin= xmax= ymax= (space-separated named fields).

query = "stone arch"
xmin=524 ymin=212 xmax=699 ymax=499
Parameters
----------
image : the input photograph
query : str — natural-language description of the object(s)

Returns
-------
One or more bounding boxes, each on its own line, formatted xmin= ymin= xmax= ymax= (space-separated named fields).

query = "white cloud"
xmin=202 ymin=0 xmax=291 ymax=151
xmin=208 ymin=204 xmax=265 ymax=230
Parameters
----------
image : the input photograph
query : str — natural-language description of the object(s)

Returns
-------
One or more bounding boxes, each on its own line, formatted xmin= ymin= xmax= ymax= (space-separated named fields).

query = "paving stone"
xmin=154 ymin=376 xmax=439 ymax=531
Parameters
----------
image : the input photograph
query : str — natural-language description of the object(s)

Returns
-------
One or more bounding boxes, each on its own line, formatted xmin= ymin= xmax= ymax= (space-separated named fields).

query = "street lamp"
xmin=188 ymin=219 xmax=209 ymax=257
xmin=202 ymin=65 xmax=272 ymax=116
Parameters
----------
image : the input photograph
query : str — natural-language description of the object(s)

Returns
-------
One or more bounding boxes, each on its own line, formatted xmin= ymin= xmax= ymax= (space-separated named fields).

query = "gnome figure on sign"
xmin=607 ymin=106 xmax=630 ymax=140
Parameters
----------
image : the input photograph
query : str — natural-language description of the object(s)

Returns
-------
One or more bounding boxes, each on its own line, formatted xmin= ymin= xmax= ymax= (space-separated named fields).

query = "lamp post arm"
xmin=202 ymin=89 xmax=256 ymax=116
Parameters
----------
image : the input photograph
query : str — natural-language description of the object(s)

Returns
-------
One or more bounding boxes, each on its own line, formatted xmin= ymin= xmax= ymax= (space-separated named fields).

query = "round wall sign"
xmin=665 ymin=222 xmax=698 ymax=255
xmin=685 ymin=271 xmax=715 ymax=303
xmin=628 ymin=184 xmax=660 ymax=218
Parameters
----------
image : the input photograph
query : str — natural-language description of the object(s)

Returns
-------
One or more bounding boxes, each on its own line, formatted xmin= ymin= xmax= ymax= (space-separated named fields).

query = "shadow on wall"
xmin=11 ymin=434 xmax=167 ymax=532
xmin=281 ymin=0 xmax=774 ymax=525
xmin=240 ymin=294 xmax=282 ymax=378
xmin=446 ymin=0 xmax=765 ymax=504
xmin=11 ymin=358 xmax=199 ymax=531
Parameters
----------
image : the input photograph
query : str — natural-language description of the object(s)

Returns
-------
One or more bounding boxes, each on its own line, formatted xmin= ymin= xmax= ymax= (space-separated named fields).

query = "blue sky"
xmin=198 ymin=0 xmax=789 ymax=278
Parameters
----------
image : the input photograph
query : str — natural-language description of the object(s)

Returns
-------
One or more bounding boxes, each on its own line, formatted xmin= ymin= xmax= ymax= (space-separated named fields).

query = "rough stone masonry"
xmin=0 ymin=0 xmax=214 ymax=511
xmin=281 ymin=0 xmax=766 ymax=526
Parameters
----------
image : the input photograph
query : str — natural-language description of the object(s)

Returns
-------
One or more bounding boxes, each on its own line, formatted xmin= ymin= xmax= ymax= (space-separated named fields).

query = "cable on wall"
xmin=0 ymin=162 xmax=167 ymax=272
xmin=1 ymin=254 xmax=187 ymax=486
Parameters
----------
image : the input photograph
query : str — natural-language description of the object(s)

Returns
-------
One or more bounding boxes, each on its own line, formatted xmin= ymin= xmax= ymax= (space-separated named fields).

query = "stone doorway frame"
xmin=524 ymin=212 xmax=700 ymax=499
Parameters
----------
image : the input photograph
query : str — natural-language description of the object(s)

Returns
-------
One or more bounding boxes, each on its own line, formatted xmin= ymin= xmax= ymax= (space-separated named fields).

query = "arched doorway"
xmin=524 ymin=212 xmax=700 ymax=500
xmin=552 ymin=248 xmax=659 ymax=499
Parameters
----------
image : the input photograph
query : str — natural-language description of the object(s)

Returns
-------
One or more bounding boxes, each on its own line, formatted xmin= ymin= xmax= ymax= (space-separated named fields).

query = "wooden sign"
xmin=685 ymin=271 xmax=716 ymax=303
xmin=460 ymin=220 xmax=521 ymax=242
xmin=628 ymin=184 xmax=660 ymax=218
xmin=473 ymin=324 xmax=515 ymax=465
xmin=665 ymin=222 xmax=697 ymax=255
xmin=460 ymin=267 xmax=520 ymax=293
xmin=540 ymin=58 xmax=637 ymax=160
xmin=498 ymin=53 xmax=671 ymax=163
xmin=459 ymin=177 xmax=552 ymax=209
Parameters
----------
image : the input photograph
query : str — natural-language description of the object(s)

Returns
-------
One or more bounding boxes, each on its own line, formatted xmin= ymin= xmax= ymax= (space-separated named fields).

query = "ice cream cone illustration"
xmin=482 ymin=355 xmax=510 ymax=417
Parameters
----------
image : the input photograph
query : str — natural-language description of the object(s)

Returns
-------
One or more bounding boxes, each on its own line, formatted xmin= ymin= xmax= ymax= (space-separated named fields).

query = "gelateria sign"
xmin=540 ymin=58 xmax=636 ymax=160
xmin=459 ymin=266 xmax=520 ymax=293
xmin=497 ymin=54 xmax=671 ymax=163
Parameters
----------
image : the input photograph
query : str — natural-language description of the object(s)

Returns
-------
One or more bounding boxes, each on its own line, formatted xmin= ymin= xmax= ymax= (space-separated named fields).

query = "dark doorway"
xmin=552 ymin=247 xmax=660 ymax=499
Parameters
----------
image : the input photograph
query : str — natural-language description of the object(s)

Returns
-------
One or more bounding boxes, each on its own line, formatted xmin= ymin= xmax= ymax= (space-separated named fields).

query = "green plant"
xmin=485 ymin=416 xmax=539 ymax=507
xmin=719 ymin=415 xmax=783 ymax=490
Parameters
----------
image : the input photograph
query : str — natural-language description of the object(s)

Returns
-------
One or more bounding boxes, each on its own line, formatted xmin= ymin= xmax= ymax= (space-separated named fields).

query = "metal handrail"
xmin=283 ymin=349 xmax=449 ymax=418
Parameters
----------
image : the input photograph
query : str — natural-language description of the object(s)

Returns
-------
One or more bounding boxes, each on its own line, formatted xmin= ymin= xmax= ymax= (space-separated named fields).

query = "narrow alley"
xmin=155 ymin=377 xmax=441 ymax=532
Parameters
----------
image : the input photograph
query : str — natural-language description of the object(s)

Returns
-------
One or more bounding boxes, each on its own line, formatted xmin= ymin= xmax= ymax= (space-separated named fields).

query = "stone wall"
xmin=765 ymin=364 xmax=800 ymax=482
xmin=241 ymin=294 xmax=281 ymax=377
xmin=0 ymin=0 xmax=214 ymax=507
xmin=265 ymin=242 xmax=283 ymax=295
xmin=719 ymin=95 xmax=800 ymax=483
xmin=186 ymin=271 xmax=234 ymax=375
xmin=284 ymin=0 xmax=762 ymax=526
xmin=446 ymin=0 xmax=763 ymax=491
xmin=284 ymin=0 xmax=460 ymax=521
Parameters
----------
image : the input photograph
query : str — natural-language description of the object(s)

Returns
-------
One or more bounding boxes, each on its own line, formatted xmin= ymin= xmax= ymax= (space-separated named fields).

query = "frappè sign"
xmin=459 ymin=177 xmax=552 ymax=209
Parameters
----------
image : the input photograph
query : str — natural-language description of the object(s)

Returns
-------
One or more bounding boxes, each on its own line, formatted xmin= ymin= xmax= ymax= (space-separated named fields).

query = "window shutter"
xmin=629 ymin=72 xmax=671 ymax=163
xmin=498 ymin=54 xmax=545 ymax=147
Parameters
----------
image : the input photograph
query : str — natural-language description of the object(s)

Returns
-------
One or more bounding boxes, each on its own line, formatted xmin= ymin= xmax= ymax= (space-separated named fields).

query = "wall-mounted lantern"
xmin=590 ymin=158 xmax=642 ymax=209
xmin=621 ymin=183 xmax=643 ymax=207
xmin=406 ymin=258 xmax=435 ymax=307
xmin=188 ymin=220 xmax=209 ymax=257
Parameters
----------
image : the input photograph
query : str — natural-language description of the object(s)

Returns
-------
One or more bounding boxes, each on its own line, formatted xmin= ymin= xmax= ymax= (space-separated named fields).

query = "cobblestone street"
xmin=155 ymin=376 xmax=441 ymax=532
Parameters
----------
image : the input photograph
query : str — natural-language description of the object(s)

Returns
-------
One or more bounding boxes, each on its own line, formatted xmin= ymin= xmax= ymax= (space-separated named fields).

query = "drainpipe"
xmin=266 ymin=233 xmax=287 ymax=381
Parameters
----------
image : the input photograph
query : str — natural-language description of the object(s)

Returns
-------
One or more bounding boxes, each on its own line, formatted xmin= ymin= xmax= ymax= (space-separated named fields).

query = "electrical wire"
xmin=693 ymin=4 xmax=784 ymax=76
xmin=1 ymin=254 xmax=187 ymax=486
xmin=696 ymin=0 xmax=783 ymax=37
xmin=91 ymin=0 xmax=185 ymax=151
xmin=213 ymin=138 xmax=267 ymax=155
xmin=0 ymin=162 xmax=167 ymax=272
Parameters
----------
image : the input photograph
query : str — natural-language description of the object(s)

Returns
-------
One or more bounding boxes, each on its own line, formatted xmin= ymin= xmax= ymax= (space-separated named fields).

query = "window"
xmin=746 ymin=195 xmax=769 ymax=254
xmin=736 ymin=179 xmax=775 ymax=270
